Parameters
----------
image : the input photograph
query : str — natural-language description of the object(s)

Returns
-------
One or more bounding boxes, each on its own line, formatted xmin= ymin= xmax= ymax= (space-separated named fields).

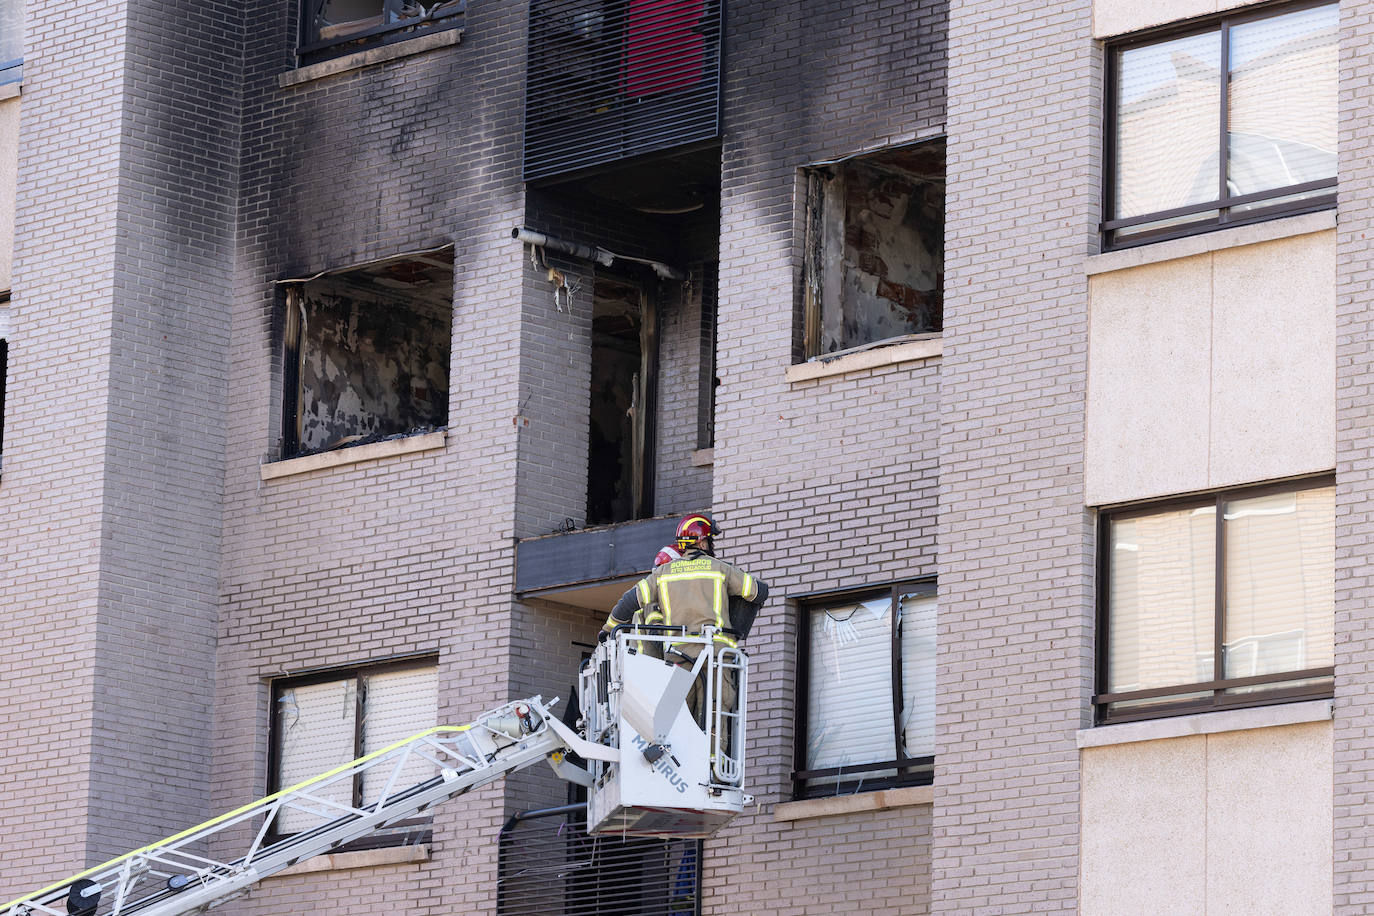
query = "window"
xmin=1097 ymin=478 xmax=1334 ymax=724
xmin=0 ymin=0 xmax=21 ymax=84
xmin=298 ymin=0 xmax=465 ymax=64
xmin=270 ymin=658 xmax=438 ymax=843
xmin=280 ymin=249 xmax=453 ymax=460
xmin=1103 ymin=2 xmax=1337 ymax=249
xmin=794 ymin=582 xmax=935 ymax=798
xmin=800 ymin=138 xmax=945 ymax=359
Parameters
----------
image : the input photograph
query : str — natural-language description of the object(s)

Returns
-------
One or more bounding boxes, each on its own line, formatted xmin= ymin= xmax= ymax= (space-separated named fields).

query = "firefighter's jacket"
xmin=604 ymin=550 xmax=768 ymax=656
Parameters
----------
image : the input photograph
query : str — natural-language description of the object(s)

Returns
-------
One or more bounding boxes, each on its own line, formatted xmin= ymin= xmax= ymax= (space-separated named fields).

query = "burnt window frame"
xmin=296 ymin=0 xmax=466 ymax=66
xmin=278 ymin=248 xmax=455 ymax=461
xmin=1095 ymin=476 xmax=1335 ymax=726
xmin=797 ymin=137 xmax=947 ymax=362
xmin=1101 ymin=0 xmax=1338 ymax=251
xmin=0 ymin=291 xmax=9 ymax=472
xmin=792 ymin=580 xmax=936 ymax=800
xmin=267 ymin=655 xmax=439 ymax=849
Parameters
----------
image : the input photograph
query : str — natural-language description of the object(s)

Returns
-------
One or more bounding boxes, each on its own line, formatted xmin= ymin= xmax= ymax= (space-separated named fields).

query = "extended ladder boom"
xmin=4 ymin=697 xmax=608 ymax=916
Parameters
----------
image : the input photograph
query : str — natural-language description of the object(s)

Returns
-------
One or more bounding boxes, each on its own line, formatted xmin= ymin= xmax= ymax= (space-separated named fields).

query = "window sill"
xmin=268 ymin=844 xmax=430 ymax=878
xmin=1087 ymin=209 xmax=1336 ymax=277
xmin=0 ymin=82 xmax=19 ymax=102
xmin=691 ymin=448 xmax=713 ymax=467
xmin=279 ymin=29 xmax=462 ymax=88
xmin=260 ymin=431 xmax=446 ymax=481
xmin=773 ymin=785 xmax=933 ymax=822
xmin=786 ymin=335 xmax=942 ymax=384
xmin=1077 ymin=698 xmax=1333 ymax=750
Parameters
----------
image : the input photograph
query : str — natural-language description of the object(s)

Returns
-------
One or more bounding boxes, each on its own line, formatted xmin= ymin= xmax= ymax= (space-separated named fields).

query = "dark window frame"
xmin=1101 ymin=0 xmax=1337 ymax=251
xmin=1095 ymin=476 xmax=1335 ymax=726
xmin=792 ymin=579 xmax=936 ymax=800
xmin=0 ymin=291 xmax=8 ymax=470
xmin=267 ymin=655 xmax=439 ymax=848
xmin=296 ymin=0 xmax=465 ymax=66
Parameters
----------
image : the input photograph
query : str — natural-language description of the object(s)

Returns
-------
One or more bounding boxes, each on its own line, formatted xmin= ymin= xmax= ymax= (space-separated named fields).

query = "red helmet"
xmin=654 ymin=545 xmax=682 ymax=567
xmin=674 ymin=515 xmax=716 ymax=551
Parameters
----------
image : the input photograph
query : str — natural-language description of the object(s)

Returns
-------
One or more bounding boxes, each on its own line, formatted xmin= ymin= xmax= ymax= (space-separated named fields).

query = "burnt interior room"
xmin=280 ymin=248 xmax=456 ymax=459
xmin=527 ymin=142 xmax=721 ymax=527
xmin=803 ymin=137 xmax=946 ymax=358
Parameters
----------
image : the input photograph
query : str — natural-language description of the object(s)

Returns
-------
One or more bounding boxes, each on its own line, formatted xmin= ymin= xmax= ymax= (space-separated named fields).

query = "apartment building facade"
xmin=0 ymin=0 xmax=1361 ymax=913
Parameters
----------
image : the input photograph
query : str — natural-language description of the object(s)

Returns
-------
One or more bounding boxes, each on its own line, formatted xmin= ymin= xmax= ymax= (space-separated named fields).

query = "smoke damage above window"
xmin=802 ymin=137 xmax=945 ymax=359
xmin=280 ymin=249 xmax=454 ymax=459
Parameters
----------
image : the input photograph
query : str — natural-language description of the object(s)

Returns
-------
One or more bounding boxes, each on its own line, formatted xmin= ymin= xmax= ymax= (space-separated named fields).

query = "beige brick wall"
xmin=932 ymin=0 xmax=1098 ymax=911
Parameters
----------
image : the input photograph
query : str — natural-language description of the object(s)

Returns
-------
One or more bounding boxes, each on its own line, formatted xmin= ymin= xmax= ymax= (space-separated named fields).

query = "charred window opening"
xmin=587 ymin=274 xmax=656 ymax=526
xmin=696 ymin=263 xmax=717 ymax=451
xmin=281 ymin=250 xmax=453 ymax=460
xmin=802 ymin=138 xmax=946 ymax=359
xmin=0 ymin=293 xmax=8 ymax=472
xmin=298 ymin=0 xmax=465 ymax=64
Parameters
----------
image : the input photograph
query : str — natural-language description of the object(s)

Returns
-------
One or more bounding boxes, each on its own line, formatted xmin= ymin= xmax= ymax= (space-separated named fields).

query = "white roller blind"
xmin=275 ymin=678 xmax=357 ymax=833
xmin=899 ymin=593 xmax=936 ymax=759
xmin=360 ymin=665 xmax=439 ymax=804
xmin=1108 ymin=506 xmax=1216 ymax=692
xmin=1223 ymin=486 xmax=1334 ymax=677
xmin=806 ymin=597 xmax=895 ymax=776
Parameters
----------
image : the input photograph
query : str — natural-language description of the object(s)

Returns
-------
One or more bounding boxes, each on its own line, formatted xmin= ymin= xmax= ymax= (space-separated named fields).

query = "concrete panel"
xmin=1086 ymin=255 xmax=1213 ymax=505
xmin=1209 ymin=231 xmax=1336 ymax=489
xmin=0 ymin=95 xmax=16 ymax=291
xmin=1081 ymin=736 xmax=1208 ymax=916
xmin=1205 ymin=722 xmax=1333 ymax=915
xmin=1094 ymin=0 xmax=1262 ymax=39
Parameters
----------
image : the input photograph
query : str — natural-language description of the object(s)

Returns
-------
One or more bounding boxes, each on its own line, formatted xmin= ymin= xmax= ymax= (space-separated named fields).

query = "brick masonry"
xmin=706 ymin=0 xmax=947 ymax=913
xmin=931 ymin=0 xmax=1098 ymax=912
xmin=1334 ymin=1 xmax=1374 ymax=910
xmin=0 ymin=0 xmax=240 ymax=889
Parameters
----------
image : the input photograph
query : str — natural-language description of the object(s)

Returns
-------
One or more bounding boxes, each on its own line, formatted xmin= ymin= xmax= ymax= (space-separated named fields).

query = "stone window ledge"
xmin=1087 ymin=210 xmax=1336 ymax=277
xmin=690 ymin=448 xmax=713 ymax=467
xmin=773 ymin=784 xmax=933 ymax=822
xmin=269 ymin=844 xmax=430 ymax=878
xmin=786 ymin=335 xmax=942 ymax=384
xmin=1077 ymin=698 xmax=1333 ymax=750
xmin=0 ymin=82 xmax=20 ymax=102
xmin=261 ymin=431 xmax=446 ymax=481
xmin=279 ymin=29 xmax=462 ymax=88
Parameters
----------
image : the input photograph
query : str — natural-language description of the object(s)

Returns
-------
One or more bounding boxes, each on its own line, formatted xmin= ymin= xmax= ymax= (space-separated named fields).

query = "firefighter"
xmin=629 ymin=544 xmax=681 ymax=658
xmin=601 ymin=515 xmax=768 ymax=724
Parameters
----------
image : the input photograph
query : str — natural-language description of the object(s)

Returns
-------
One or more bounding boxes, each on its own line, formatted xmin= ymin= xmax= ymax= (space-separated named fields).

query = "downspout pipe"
xmin=512 ymin=227 xmax=686 ymax=281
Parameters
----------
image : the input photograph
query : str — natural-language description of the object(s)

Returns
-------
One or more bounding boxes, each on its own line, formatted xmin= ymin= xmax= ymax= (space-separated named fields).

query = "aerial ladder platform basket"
xmin=3 ymin=628 xmax=749 ymax=916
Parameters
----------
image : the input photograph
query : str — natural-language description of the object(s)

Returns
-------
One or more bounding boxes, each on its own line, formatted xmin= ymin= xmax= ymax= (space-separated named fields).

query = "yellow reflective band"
xmin=741 ymin=574 xmax=757 ymax=601
xmin=655 ymin=570 xmax=727 ymax=632
xmin=636 ymin=579 xmax=652 ymax=605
